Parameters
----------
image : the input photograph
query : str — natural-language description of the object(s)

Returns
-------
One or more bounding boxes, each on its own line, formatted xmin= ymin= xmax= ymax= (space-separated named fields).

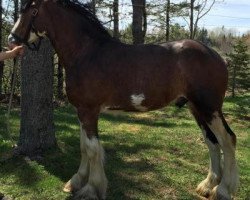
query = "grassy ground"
xmin=0 ymin=95 xmax=249 ymax=200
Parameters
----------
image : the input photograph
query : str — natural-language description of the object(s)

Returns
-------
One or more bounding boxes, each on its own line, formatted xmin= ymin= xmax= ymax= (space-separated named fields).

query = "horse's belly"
xmin=102 ymin=92 xmax=176 ymax=113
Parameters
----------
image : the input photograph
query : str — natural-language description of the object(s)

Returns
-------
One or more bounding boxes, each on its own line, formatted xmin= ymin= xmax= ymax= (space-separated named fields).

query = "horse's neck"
xmin=46 ymin=7 xmax=101 ymax=68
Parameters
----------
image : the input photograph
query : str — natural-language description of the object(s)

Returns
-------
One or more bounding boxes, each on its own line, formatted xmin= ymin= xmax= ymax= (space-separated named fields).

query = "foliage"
xmin=227 ymin=39 xmax=250 ymax=97
xmin=209 ymin=26 xmax=236 ymax=54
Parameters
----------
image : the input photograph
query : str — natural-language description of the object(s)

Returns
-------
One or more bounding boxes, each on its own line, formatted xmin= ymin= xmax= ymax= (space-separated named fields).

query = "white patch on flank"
xmin=131 ymin=93 xmax=148 ymax=111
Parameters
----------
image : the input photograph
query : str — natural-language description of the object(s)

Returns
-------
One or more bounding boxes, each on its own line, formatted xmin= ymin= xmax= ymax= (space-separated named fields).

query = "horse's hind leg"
xmin=207 ymin=111 xmax=238 ymax=200
xmin=190 ymin=106 xmax=222 ymax=198
xmin=190 ymin=99 xmax=238 ymax=199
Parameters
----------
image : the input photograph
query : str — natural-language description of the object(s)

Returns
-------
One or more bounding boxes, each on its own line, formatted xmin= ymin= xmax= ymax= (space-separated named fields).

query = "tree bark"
xmin=132 ymin=0 xmax=146 ymax=44
xmin=232 ymin=64 xmax=236 ymax=98
xmin=91 ymin=0 xmax=96 ymax=15
xmin=113 ymin=0 xmax=119 ymax=39
xmin=8 ymin=0 xmax=19 ymax=96
xmin=189 ymin=0 xmax=195 ymax=39
xmin=57 ymin=60 xmax=64 ymax=100
xmin=18 ymin=39 xmax=56 ymax=157
xmin=165 ymin=0 xmax=170 ymax=41
xmin=0 ymin=0 xmax=4 ymax=95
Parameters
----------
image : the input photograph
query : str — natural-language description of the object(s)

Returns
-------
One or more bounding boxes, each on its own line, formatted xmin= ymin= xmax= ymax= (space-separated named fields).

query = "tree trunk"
xmin=18 ymin=39 xmax=56 ymax=157
xmin=132 ymin=0 xmax=146 ymax=44
xmin=232 ymin=64 xmax=236 ymax=98
xmin=57 ymin=60 xmax=64 ymax=100
xmin=0 ymin=0 xmax=4 ymax=95
xmin=8 ymin=0 xmax=19 ymax=96
xmin=165 ymin=0 xmax=170 ymax=41
xmin=189 ymin=0 xmax=195 ymax=39
xmin=113 ymin=0 xmax=119 ymax=39
xmin=91 ymin=0 xmax=96 ymax=15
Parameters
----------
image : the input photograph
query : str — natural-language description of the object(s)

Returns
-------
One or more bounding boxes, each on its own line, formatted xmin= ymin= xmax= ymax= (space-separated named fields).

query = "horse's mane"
xmin=57 ymin=0 xmax=113 ymax=41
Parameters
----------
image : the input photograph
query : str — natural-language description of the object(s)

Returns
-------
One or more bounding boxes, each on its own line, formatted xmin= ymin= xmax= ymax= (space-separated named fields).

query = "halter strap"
xmin=12 ymin=0 xmax=44 ymax=51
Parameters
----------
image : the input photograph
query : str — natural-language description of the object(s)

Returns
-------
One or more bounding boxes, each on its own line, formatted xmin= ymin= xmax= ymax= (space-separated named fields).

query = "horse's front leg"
xmin=64 ymin=107 xmax=108 ymax=200
xmin=63 ymin=122 xmax=90 ymax=193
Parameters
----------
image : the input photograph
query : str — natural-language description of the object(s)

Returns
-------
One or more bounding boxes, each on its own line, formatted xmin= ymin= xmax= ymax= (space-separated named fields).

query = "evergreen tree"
xmin=227 ymin=39 xmax=250 ymax=97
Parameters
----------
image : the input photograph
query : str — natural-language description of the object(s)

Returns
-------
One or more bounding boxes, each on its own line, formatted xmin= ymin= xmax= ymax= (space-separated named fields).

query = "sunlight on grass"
xmin=0 ymin=95 xmax=249 ymax=199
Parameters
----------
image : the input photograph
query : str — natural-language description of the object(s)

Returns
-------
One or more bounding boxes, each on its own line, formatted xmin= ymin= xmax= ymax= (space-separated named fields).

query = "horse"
xmin=8 ymin=0 xmax=239 ymax=199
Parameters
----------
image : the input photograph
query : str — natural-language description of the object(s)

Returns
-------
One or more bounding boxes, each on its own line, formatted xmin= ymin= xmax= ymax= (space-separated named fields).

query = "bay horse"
xmin=8 ymin=0 xmax=238 ymax=199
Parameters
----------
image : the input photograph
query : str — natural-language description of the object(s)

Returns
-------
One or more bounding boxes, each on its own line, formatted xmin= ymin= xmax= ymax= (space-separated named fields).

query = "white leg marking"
xmin=75 ymin=123 xmax=107 ymax=199
xmin=131 ymin=93 xmax=148 ymax=111
xmin=63 ymin=122 xmax=89 ymax=192
xmin=207 ymin=112 xmax=239 ymax=198
xmin=196 ymin=127 xmax=221 ymax=197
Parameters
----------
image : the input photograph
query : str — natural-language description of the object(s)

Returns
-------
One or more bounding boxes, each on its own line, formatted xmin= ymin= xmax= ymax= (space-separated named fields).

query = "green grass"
xmin=0 ymin=94 xmax=249 ymax=200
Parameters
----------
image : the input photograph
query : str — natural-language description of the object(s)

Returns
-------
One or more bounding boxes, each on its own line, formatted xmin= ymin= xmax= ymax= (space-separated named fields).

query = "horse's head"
xmin=8 ymin=0 xmax=49 ymax=49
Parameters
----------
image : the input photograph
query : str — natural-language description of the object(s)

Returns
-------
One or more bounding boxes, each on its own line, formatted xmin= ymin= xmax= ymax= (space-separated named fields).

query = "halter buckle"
xmin=32 ymin=9 xmax=38 ymax=16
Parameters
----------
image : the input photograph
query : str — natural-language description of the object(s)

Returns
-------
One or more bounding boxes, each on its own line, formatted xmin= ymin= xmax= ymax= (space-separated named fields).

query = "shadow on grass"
xmin=36 ymin=136 xmax=162 ymax=199
xmin=100 ymin=111 xmax=193 ymax=129
xmin=0 ymin=105 xmax=198 ymax=199
xmin=0 ymin=157 xmax=43 ymax=187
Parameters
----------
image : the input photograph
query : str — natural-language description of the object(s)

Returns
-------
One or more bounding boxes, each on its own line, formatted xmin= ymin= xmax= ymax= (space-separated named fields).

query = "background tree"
xmin=165 ymin=0 xmax=170 ymax=41
xmin=0 ymin=0 xmax=3 ymax=95
xmin=179 ymin=0 xmax=217 ymax=39
xmin=113 ymin=0 xmax=119 ymax=38
xmin=227 ymin=39 xmax=250 ymax=97
xmin=131 ymin=0 xmax=147 ymax=44
xmin=56 ymin=58 xmax=64 ymax=101
xmin=18 ymin=39 xmax=56 ymax=157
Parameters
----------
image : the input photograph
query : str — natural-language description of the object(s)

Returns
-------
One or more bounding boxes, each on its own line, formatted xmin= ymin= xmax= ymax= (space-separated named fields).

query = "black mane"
xmin=57 ymin=0 xmax=114 ymax=41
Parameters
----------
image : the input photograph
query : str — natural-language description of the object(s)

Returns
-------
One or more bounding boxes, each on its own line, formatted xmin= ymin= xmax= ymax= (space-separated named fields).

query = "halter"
xmin=10 ymin=0 xmax=43 ymax=51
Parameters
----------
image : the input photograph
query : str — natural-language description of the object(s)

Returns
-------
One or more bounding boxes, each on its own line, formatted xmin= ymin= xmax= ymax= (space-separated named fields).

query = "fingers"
xmin=12 ymin=45 xmax=24 ymax=56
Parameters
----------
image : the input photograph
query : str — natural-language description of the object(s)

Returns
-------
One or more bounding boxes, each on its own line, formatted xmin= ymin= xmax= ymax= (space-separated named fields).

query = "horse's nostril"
xmin=8 ymin=34 xmax=20 ymax=48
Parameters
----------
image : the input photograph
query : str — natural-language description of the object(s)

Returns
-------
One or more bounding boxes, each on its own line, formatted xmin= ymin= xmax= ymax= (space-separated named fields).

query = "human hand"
xmin=11 ymin=45 xmax=24 ymax=57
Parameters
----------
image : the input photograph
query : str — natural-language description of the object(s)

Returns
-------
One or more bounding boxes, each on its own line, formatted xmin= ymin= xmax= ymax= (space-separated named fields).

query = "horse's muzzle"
xmin=8 ymin=33 xmax=22 ymax=47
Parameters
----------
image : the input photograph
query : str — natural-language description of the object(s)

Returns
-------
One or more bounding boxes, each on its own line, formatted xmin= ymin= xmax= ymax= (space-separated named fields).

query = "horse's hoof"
xmin=196 ymin=179 xmax=214 ymax=198
xmin=74 ymin=184 xmax=99 ymax=200
xmin=64 ymin=173 xmax=87 ymax=193
xmin=63 ymin=180 xmax=73 ymax=193
xmin=196 ymin=185 xmax=211 ymax=198
xmin=209 ymin=186 xmax=232 ymax=200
